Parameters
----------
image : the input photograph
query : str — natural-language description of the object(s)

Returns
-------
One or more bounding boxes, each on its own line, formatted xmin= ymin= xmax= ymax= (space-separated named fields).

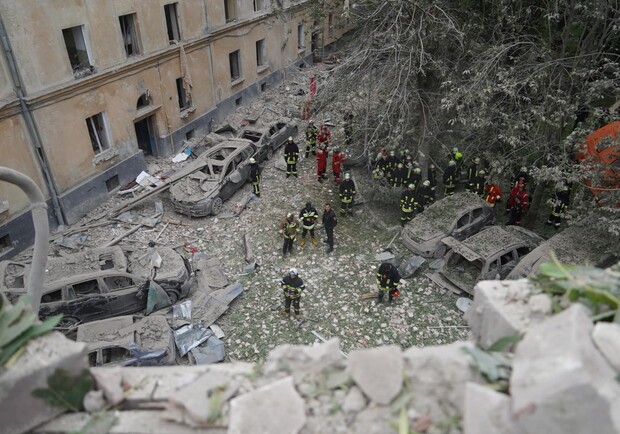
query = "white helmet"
xmin=389 ymin=150 xmax=395 ymax=156
xmin=345 ymin=173 xmax=351 ymax=180
xmin=397 ymin=163 xmax=404 ymax=169
xmin=474 ymin=157 xmax=480 ymax=164
xmin=309 ymin=119 xmax=314 ymax=124
xmin=249 ymin=157 xmax=256 ymax=164
xmin=479 ymin=170 xmax=486 ymax=176
xmin=414 ymin=167 xmax=421 ymax=174
xmin=408 ymin=184 xmax=415 ymax=189
xmin=520 ymin=166 xmax=527 ymax=172
xmin=289 ymin=268 xmax=298 ymax=276
xmin=448 ymin=160 xmax=456 ymax=166
xmin=288 ymin=136 xmax=293 ymax=142
xmin=452 ymin=147 xmax=459 ymax=153
xmin=422 ymin=180 xmax=430 ymax=187
xmin=287 ymin=212 xmax=293 ymax=218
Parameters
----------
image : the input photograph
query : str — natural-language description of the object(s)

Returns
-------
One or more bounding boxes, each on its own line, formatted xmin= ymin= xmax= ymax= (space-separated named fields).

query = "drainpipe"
xmin=0 ymin=167 xmax=49 ymax=312
xmin=0 ymin=16 xmax=65 ymax=226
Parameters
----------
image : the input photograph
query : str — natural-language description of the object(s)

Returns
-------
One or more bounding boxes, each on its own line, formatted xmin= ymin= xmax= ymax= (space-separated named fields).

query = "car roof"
xmin=457 ymin=225 xmax=543 ymax=258
xmin=42 ymin=270 xmax=140 ymax=292
xmin=78 ymin=315 xmax=170 ymax=352
xmin=412 ymin=192 xmax=489 ymax=231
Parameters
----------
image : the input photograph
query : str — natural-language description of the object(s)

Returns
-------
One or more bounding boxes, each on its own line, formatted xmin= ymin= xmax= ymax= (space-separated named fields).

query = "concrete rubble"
xmin=348 ymin=346 xmax=403 ymax=405
xmin=593 ymin=322 xmax=620 ymax=372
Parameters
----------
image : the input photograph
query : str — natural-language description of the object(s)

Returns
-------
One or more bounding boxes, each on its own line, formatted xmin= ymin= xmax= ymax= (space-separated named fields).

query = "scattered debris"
xmin=173 ymin=323 xmax=213 ymax=357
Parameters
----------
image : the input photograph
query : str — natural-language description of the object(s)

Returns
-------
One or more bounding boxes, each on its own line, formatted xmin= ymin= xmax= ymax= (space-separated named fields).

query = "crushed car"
xmin=239 ymin=121 xmax=298 ymax=162
xmin=169 ymin=139 xmax=257 ymax=217
xmin=401 ymin=192 xmax=495 ymax=258
xmin=77 ymin=315 xmax=175 ymax=367
xmin=507 ymin=224 xmax=618 ymax=279
xmin=428 ymin=225 xmax=544 ymax=295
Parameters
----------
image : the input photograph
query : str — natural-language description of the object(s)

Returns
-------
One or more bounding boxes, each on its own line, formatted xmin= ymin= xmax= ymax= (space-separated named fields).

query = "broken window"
xmin=41 ymin=289 xmax=63 ymax=304
xmin=297 ymin=24 xmax=305 ymax=49
xmin=86 ymin=113 xmax=111 ymax=155
xmin=104 ymin=276 xmax=134 ymax=290
xmin=256 ymin=39 xmax=265 ymax=67
xmin=176 ymin=77 xmax=189 ymax=110
xmin=72 ymin=279 xmax=100 ymax=295
xmin=119 ymin=13 xmax=141 ymax=56
xmin=224 ymin=0 xmax=236 ymax=22
xmin=253 ymin=0 xmax=266 ymax=11
xmin=229 ymin=50 xmax=241 ymax=81
xmin=88 ymin=351 xmax=98 ymax=365
xmin=62 ymin=25 xmax=93 ymax=77
xmin=0 ymin=234 xmax=12 ymax=255
xmin=101 ymin=347 xmax=132 ymax=364
xmin=164 ymin=3 xmax=181 ymax=42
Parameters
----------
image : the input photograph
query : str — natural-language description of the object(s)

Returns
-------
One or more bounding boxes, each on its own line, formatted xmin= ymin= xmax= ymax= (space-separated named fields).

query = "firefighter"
xmin=451 ymin=147 xmax=464 ymax=178
xmin=322 ymin=202 xmax=338 ymax=253
xmin=316 ymin=144 xmax=328 ymax=182
xmin=484 ymin=180 xmax=503 ymax=208
xmin=407 ymin=166 xmax=422 ymax=191
xmin=546 ymin=184 xmax=570 ymax=229
xmin=318 ymin=123 xmax=331 ymax=148
xmin=400 ymin=183 xmax=417 ymax=226
xmin=284 ymin=136 xmax=300 ymax=178
xmin=470 ymin=170 xmax=486 ymax=197
xmin=279 ymin=212 xmax=300 ymax=256
xmin=443 ymin=160 xmax=458 ymax=196
xmin=512 ymin=166 xmax=529 ymax=187
xmin=428 ymin=163 xmax=437 ymax=191
xmin=332 ymin=146 xmax=345 ymax=184
xmin=339 ymin=172 xmax=356 ymax=215
xmin=385 ymin=150 xmax=399 ymax=183
xmin=305 ymin=120 xmax=318 ymax=158
xmin=392 ymin=163 xmax=408 ymax=188
xmin=299 ymin=202 xmax=319 ymax=246
xmin=506 ymin=183 xmax=529 ymax=226
xmin=373 ymin=152 xmax=388 ymax=180
xmin=249 ymin=157 xmax=261 ymax=198
xmin=466 ymin=157 xmax=481 ymax=192
xmin=376 ymin=262 xmax=400 ymax=303
xmin=280 ymin=268 xmax=305 ymax=318
xmin=418 ymin=180 xmax=435 ymax=209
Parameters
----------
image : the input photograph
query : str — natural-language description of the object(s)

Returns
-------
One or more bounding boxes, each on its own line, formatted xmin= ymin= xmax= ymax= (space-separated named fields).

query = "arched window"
xmin=136 ymin=93 xmax=149 ymax=109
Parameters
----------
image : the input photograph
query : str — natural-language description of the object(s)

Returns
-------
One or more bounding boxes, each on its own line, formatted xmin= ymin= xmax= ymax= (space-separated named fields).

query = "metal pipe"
xmin=0 ymin=15 xmax=66 ymax=226
xmin=0 ymin=167 xmax=49 ymax=312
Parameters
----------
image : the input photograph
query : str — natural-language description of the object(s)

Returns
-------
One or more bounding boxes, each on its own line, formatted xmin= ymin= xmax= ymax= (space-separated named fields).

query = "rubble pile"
xmin=28 ymin=279 xmax=620 ymax=433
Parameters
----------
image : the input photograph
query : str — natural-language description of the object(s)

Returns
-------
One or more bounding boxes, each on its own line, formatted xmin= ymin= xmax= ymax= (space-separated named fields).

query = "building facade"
xmin=0 ymin=0 xmax=352 ymax=259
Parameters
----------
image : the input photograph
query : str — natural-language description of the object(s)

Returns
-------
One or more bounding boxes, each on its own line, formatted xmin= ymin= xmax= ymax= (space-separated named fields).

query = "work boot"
xmin=280 ymin=310 xmax=290 ymax=318
xmin=327 ymin=247 xmax=333 ymax=253
xmin=300 ymin=237 xmax=306 ymax=247
xmin=311 ymin=237 xmax=318 ymax=246
xmin=292 ymin=312 xmax=301 ymax=319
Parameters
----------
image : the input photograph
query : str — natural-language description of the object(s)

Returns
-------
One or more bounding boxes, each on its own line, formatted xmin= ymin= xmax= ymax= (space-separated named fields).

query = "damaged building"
xmin=0 ymin=0 xmax=352 ymax=259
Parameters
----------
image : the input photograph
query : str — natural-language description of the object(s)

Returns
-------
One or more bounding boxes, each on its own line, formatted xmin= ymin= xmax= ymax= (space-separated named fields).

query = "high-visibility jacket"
xmin=306 ymin=124 xmax=317 ymax=144
xmin=281 ymin=275 xmax=305 ymax=299
xmin=507 ymin=188 xmax=529 ymax=211
xmin=400 ymin=189 xmax=417 ymax=212
xmin=284 ymin=142 xmax=299 ymax=164
xmin=249 ymin=163 xmax=260 ymax=185
xmin=484 ymin=184 xmax=503 ymax=206
xmin=332 ymin=151 xmax=345 ymax=177
xmin=279 ymin=217 xmax=300 ymax=239
xmin=299 ymin=206 xmax=319 ymax=230
xmin=377 ymin=263 xmax=400 ymax=291
xmin=392 ymin=167 xmax=408 ymax=188
xmin=407 ymin=172 xmax=421 ymax=191
xmin=339 ymin=179 xmax=356 ymax=203
xmin=470 ymin=176 xmax=486 ymax=197
xmin=550 ymin=190 xmax=570 ymax=216
xmin=418 ymin=185 xmax=435 ymax=206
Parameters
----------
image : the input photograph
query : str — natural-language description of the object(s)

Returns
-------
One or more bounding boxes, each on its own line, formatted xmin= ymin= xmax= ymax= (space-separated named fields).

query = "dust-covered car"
xmin=169 ymin=139 xmax=257 ymax=217
xmin=401 ymin=192 xmax=495 ymax=258
xmin=239 ymin=121 xmax=298 ymax=163
xmin=428 ymin=225 xmax=544 ymax=295
xmin=78 ymin=315 xmax=175 ymax=367
xmin=507 ymin=224 xmax=618 ymax=279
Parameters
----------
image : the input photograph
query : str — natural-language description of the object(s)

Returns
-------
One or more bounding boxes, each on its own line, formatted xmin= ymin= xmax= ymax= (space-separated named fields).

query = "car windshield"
xmin=443 ymin=254 xmax=484 ymax=288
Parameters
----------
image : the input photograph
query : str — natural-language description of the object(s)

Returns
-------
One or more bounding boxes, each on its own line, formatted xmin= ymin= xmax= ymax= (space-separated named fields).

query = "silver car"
xmin=401 ymin=192 xmax=495 ymax=258
xmin=239 ymin=121 xmax=298 ymax=163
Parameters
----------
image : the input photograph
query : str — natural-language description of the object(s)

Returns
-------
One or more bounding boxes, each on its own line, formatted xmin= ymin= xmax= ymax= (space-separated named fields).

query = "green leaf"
xmin=32 ymin=368 xmax=93 ymax=412
xmin=537 ymin=262 xmax=568 ymax=279
xmin=487 ymin=334 xmax=523 ymax=352
xmin=69 ymin=412 xmax=118 ymax=434
xmin=0 ymin=314 xmax=62 ymax=367
xmin=398 ymin=406 xmax=408 ymax=434
xmin=462 ymin=346 xmax=509 ymax=382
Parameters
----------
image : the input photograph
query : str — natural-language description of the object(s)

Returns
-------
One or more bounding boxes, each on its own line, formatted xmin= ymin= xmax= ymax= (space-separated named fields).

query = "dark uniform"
xmin=407 ymin=168 xmax=422 ymax=192
xmin=305 ymin=122 xmax=318 ymax=158
xmin=281 ymin=270 xmax=305 ymax=317
xmin=547 ymin=188 xmax=570 ymax=229
xmin=373 ymin=155 xmax=388 ymax=181
xmin=376 ymin=262 xmax=400 ymax=303
xmin=392 ymin=164 xmax=408 ymax=188
xmin=466 ymin=160 xmax=479 ymax=192
xmin=344 ymin=112 xmax=354 ymax=146
xmin=339 ymin=176 xmax=356 ymax=215
xmin=385 ymin=153 xmax=399 ymax=184
xmin=284 ymin=139 xmax=300 ymax=178
xmin=428 ymin=164 xmax=438 ymax=191
xmin=400 ymin=187 xmax=417 ymax=226
xmin=299 ymin=202 xmax=319 ymax=246
xmin=470 ymin=173 xmax=486 ymax=197
xmin=443 ymin=163 xmax=458 ymax=196
xmin=249 ymin=161 xmax=261 ymax=197
xmin=322 ymin=203 xmax=338 ymax=253
xmin=418 ymin=182 xmax=435 ymax=209
xmin=279 ymin=214 xmax=300 ymax=256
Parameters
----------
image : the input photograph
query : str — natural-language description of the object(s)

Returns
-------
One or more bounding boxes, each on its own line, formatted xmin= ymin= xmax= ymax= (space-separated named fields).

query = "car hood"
xmin=404 ymin=214 xmax=448 ymax=242
xmin=170 ymin=179 xmax=217 ymax=203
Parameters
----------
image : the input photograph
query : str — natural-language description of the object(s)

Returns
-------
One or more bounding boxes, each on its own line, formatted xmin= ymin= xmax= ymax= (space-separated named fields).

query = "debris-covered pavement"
xmin=9 ymin=65 xmax=469 ymax=365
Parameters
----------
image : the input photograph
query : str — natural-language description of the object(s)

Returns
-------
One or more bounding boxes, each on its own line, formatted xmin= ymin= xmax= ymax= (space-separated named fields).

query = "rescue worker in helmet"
xmin=280 ymin=268 xmax=305 ymax=318
xmin=279 ymin=212 xmax=300 ymax=256
xmin=466 ymin=157 xmax=481 ymax=192
xmin=284 ymin=136 xmax=300 ymax=178
xmin=392 ymin=163 xmax=408 ymax=188
xmin=305 ymin=119 xmax=318 ymax=158
xmin=443 ymin=160 xmax=458 ymax=196
xmin=418 ymin=179 xmax=435 ymax=209
xmin=400 ymin=183 xmax=418 ymax=227
xmin=249 ymin=157 xmax=261 ymax=198
xmin=339 ymin=172 xmax=356 ymax=215
xmin=299 ymin=202 xmax=319 ymax=247
xmin=546 ymin=184 xmax=570 ymax=229
xmin=376 ymin=262 xmax=401 ymax=304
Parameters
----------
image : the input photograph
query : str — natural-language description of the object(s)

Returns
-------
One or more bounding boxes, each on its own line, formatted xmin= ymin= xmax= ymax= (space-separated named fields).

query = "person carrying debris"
xmin=280 ymin=268 xmax=305 ymax=318
xmin=400 ymin=184 xmax=418 ymax=226
xmin=284 ymin=136 xmax=300 ymax=178
xmin=376 ymin=262 xmax=400 ymax=303
xmin=305 ymin=120 xmax=318 ymax=158
xmin=279 ymin=212 xmax=300 ymax=256
xmin=417 ymin=180 xmax=435 ymax=209
xmin=299 ymin=202 xmax=319 ymax=247
xmin=332 ymin=146 xmax=345 ymax=184
xmin=506 ymin=183 xmax=529 ymax=226
xmin=546 ymin=184 xmax=570 ymax=229
xmin=466 ymin=157 xmax=481 ymax=192
xmin=316 ymin=144 xmax=328 ymax=182
xmin=443 ymin=160 xmax=458 ymax=196
xmin=322 ymin=203 xmax=338 ymax=253
xmin=339 ymin=173 xmax=356 ymax=216
xmin=249 ymin=157 xmax=261 ymax=197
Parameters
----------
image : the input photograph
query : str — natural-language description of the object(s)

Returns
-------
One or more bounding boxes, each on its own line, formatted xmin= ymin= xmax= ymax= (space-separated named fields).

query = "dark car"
xmin=428 ymin=225 xmax=544 ymax=295
xmin=239 ymin=121 xmax=298 ymax=163
xmin=78 ymin=315 xmax=176 ymax=367
xmin=169 ymin=139 xmax=256 ymax=217
xmin=401 ymin=193 xmax=495 ymax=258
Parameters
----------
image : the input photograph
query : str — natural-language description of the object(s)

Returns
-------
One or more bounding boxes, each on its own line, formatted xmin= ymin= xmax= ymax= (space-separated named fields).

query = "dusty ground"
xmin=21 ymin=66 xmax=472 ymax=363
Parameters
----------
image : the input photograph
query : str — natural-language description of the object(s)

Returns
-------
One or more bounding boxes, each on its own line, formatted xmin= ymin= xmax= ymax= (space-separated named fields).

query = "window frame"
xmin=164 ymin=3 xmax=182 ymax=43
xmin=86 ymin=112 xmax=111 ymax=155
xmin=297 ymin=24 xmax=305 ymax=50
xmin=62 ymin=25 xmax=93 ymax=75
xmin=175 ymin=77 xmax=190 ymax=111
xmin=229 ymin=49 xmax=242 ymax=81
xmin=224 ymin=0 xmax=236 ymax=22
xmin=256 ymin=39 xmax=265 ymax=67
xmin=119 ymin=13 xmax=141 ymax=57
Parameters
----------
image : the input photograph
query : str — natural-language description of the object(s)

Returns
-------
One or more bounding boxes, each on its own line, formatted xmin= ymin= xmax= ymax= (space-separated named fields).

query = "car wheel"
xmin=166 ymin=290 xmax=179 ymax=304
xmin=211 ymin=197 xmax=223 ymax=215
xmin=57 ymin=316 xmax=80 ymax=328
xmin=266 ymin=147 xmax=274 ymax=161
xmin=432 ymin=244 xmax=447 ymax=259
